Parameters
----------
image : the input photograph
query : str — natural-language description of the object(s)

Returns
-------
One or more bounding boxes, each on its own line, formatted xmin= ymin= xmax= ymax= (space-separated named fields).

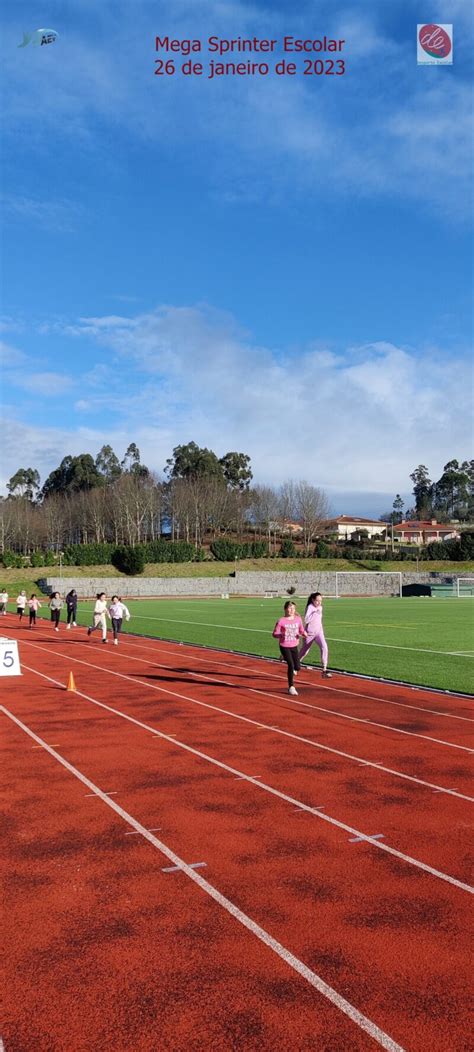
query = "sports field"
xmin=2 ymin=615 xmax=473 ymax=1051
xmin=33 ymin=595 xmax=474 ymax=694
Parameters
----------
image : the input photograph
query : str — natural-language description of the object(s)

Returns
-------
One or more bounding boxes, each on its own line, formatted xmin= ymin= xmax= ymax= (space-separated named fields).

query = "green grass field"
xmin=26 ymin=595 xmax=474 ymax=695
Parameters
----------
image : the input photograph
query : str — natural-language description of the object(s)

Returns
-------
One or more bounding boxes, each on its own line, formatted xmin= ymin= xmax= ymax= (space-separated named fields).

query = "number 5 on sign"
xmin=0 ymin=638 xmax=21 ymax=676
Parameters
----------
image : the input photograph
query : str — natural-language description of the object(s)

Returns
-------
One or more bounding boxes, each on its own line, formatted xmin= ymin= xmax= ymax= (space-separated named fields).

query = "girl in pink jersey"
xmin=272 ymin=600 xmax=307 ymax=696
xmin=28 ymin=594 xmax=42 ymax=628
xmin=299 ymin=592 xmax=332 ymax=677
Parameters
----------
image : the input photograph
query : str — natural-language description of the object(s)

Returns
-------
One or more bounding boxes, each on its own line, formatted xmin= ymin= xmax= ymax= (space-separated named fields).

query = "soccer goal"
xmin=334 ymin=571 xmax=403 ymax=598
xmin=456 ymin=577 xmax=474 ymax=597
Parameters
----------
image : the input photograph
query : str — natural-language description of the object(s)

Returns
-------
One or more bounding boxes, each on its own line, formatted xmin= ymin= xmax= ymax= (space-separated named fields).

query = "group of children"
xmin=5 ymin=583 xmax=329 ymax=689
xmin=273 ymin=592 xmax=331 ymax=695
xmin=12 ymin=588 xmax=130 ymax=644
xmin=87 ymin=593 xmax=130 ymax=645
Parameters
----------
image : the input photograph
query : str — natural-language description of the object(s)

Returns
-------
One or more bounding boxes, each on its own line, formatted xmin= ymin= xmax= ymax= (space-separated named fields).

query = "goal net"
xmin=334 ymin=571 xmax=403 ymax=598
xmin=456 ymin=577 xmax=474 ymax=597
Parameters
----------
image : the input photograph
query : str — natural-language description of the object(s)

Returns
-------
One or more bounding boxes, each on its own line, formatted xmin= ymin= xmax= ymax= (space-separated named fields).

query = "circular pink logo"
xmin=418 ymin=24 xmax=452 ymax=58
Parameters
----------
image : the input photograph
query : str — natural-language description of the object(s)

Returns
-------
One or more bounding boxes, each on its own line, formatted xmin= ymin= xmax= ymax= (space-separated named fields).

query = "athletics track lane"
xmin=2 ymin=620 xmax=473 ymax=1051
xmin=17 ymin=629 xmax=473 ymax=882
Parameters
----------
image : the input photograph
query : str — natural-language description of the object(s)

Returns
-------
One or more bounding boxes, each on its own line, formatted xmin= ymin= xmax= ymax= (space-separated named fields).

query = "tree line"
xmin=2 ymin=445 xmax=472 ymax=561
xmin=382 ymin=460 xmax=474 ymax=525
xmin=0 ymin=442 xmax=329 ymax=557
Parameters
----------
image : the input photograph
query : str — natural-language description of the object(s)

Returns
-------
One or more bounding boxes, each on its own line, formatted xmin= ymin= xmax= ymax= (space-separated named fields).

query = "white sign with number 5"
xmin=0 ymin=638 xmax=21 ymax=676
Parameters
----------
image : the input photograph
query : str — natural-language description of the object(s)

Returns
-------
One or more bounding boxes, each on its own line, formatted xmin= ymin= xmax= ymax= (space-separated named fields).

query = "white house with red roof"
xmin=394 ymin=520 xmax=460 ymax=545
xmin=322 ymin=516 xmax=387 ymax=542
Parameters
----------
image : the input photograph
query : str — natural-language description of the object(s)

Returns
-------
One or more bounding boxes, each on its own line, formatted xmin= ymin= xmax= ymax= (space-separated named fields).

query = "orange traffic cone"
xmin=66 ymin=671 xmax=76 ymax=692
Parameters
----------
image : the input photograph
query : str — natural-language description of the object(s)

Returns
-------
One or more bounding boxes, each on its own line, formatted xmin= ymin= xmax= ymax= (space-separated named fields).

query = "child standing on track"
xmin=49 ymin=591 xmax=63 ymax=632
xmin=28 ymin=594 xmax=42 ymax=628
xmin=272 ymin=600 xmax=307 ymax=696
xmin=108 ymin=595 xmax=130 ymax=645
xmin=87 ymin=592 xmax=110 ymax=643
xmin=16 ymin=591 xmax=27 ymax=621
xmin=0 ymin=588 xmax=8 ymax=615
xmin=299 ymin=592 xmax=332 ymax=678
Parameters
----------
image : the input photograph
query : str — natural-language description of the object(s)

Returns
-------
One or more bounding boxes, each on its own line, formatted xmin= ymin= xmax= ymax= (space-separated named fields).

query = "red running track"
xmin=2 ymin=617 xmax=473 ymax=1052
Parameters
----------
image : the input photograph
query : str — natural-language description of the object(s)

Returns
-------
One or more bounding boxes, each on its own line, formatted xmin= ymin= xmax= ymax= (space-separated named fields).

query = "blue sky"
xmin=1 ymin=0 xmax=472 ymax=517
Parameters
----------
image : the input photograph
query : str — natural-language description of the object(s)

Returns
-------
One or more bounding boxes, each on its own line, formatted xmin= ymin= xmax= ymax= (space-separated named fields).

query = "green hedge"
xmin=210 ymin=540 xmax=269 ymax=561
xmin=144 ymin=540 xmax=196 ymax=563
xmin=63 ymin=543 xmax=115 ymax=566
xmin=111 ymin=546 xmax=146 ymax=575
xmin=1 ymin=549 xmax=23 ymax=568
xmin=280 ymin=539 xmax=297 ymax=559
xmin=63 ymin=540 xmax=202 ymax=566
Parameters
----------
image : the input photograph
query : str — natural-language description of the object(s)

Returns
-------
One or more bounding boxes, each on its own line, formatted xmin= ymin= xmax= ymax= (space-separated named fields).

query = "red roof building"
xmin=394 ymin=520 xmax=460 ymax=544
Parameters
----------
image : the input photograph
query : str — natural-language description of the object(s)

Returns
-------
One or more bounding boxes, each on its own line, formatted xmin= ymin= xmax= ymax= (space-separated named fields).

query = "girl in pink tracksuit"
xmin=299 ymin=592 xmax=332 ymax=677
xmin=272 ymin=600 xmax=307 ymax=696
xmin=28 ymin=594 xmax=42 ymax=628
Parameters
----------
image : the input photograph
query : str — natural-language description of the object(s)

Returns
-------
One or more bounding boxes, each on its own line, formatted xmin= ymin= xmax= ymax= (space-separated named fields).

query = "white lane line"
xmin=119 ymin=614 xmax=474 ymax=661
xmin=60 ymin=638 xmax=474 ymax=753
xmin=350 ymin=834 xmax=385 ymax=844
xmin=162 ymin=862 xmax=207 ymax=873
xmin=250 ymin=686 xmax=474 ymax=754
xmin=328 ymin=637 xmax=474 ymax=659
xmin=0 ymin=705 xmax=406 ymax=1052
xmin=20 ymin=649 xmax=474 ymax=802
xmin=12 ymin=666 xmax=474 ymax=894
xmin=125 ymin=827 xmax=162 ymax=835
xmin=121 ymin=636 xmax=474 ymax=723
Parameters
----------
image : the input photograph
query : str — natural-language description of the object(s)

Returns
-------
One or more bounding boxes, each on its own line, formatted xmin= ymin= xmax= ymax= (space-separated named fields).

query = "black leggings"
xmin=51 ymin=609 xmax=60 ymax=628
xmin=280 ymin=645 xmax=300 ymax=688
xmin=67 ymin=606 xmax=77 ymax=625
xmin=29 ymin=610 xmax=36 ymax=626
xmin=112 ymin=617 xmax=122 ymax=640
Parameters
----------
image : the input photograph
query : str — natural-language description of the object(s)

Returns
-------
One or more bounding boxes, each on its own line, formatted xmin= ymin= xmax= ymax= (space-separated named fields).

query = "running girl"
xmin=108 ymin=595 xmax=130 ymax=645
xmin=49 ymin=591 xmax=63 ymax=632
xmin=87 ymin=592 xmax=110 ymax=643
xmin=65 ymin=589 xmax=78 ymax=628
xmin=16 ymin=591 xmax=27 ymax=621
xmin=272 ymin=600 xmax=307 ymax=696
xmin=299 ymin=592 xmax=332 ymax=677
xmin=28 ymin=594 xmax=42 ymax=628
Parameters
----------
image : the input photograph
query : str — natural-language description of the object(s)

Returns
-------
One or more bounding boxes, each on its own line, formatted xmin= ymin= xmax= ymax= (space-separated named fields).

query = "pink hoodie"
xmin=273 ymin=615 xmax=305 ymax=647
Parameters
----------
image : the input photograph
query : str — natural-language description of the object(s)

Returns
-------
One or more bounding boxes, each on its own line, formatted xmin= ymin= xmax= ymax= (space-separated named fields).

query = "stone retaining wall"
xmin=40 ymin=569 xmax=468 ymax=598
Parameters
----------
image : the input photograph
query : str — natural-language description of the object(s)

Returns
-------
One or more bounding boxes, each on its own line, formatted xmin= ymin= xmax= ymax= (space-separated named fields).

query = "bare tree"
xmin=293 ymin=481 xmax=330 ymax=555
xmin=248 ymin=485 xmax=280 ymax=553
xmin=0 ymin=498 xmax=15 ymax=554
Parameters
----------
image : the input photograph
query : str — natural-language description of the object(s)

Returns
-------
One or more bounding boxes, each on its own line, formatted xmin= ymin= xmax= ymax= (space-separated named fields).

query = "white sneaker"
xmin=73 ymin=622 xmax=77 ymax=627
xmin=289 ymin=686 xmax=298 ymax=696
xmin=102 ymin=639 xmax=108 ymax=644
xmin=322 ymin=671 xmax=333 ymax=678
xmin=66 ymin=624 xmax=70 ymax=630
xmin=114 ymin=638 xmax=118 ymax=645
xmin=293 ymin=670 xmax=298 ymax=677
xmin=54 ymin=627 xmax=59 ymax=632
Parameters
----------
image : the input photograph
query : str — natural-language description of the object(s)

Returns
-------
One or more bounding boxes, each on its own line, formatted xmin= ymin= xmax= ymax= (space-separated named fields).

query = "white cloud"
xmin=32 ymin=304 xmax=472 ymax=495
xmin=1 ymin=194 xmax=87 ymax=233
xmin=11 ymin=372 xmax=74 ymax=396
xmin=1 ymin=340 xmax=74 ymax=397
xmin=0 ymin=340 xmax=28 ymax=366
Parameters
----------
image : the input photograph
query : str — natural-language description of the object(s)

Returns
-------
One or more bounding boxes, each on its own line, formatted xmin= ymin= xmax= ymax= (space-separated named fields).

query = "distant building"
xmin=268 ymin=521 xmax=304 ymax=536
xmin=394 ymin=520 xmax=460 ymax=545
xmin=321 ymin=516 xmax=387 ymax=542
